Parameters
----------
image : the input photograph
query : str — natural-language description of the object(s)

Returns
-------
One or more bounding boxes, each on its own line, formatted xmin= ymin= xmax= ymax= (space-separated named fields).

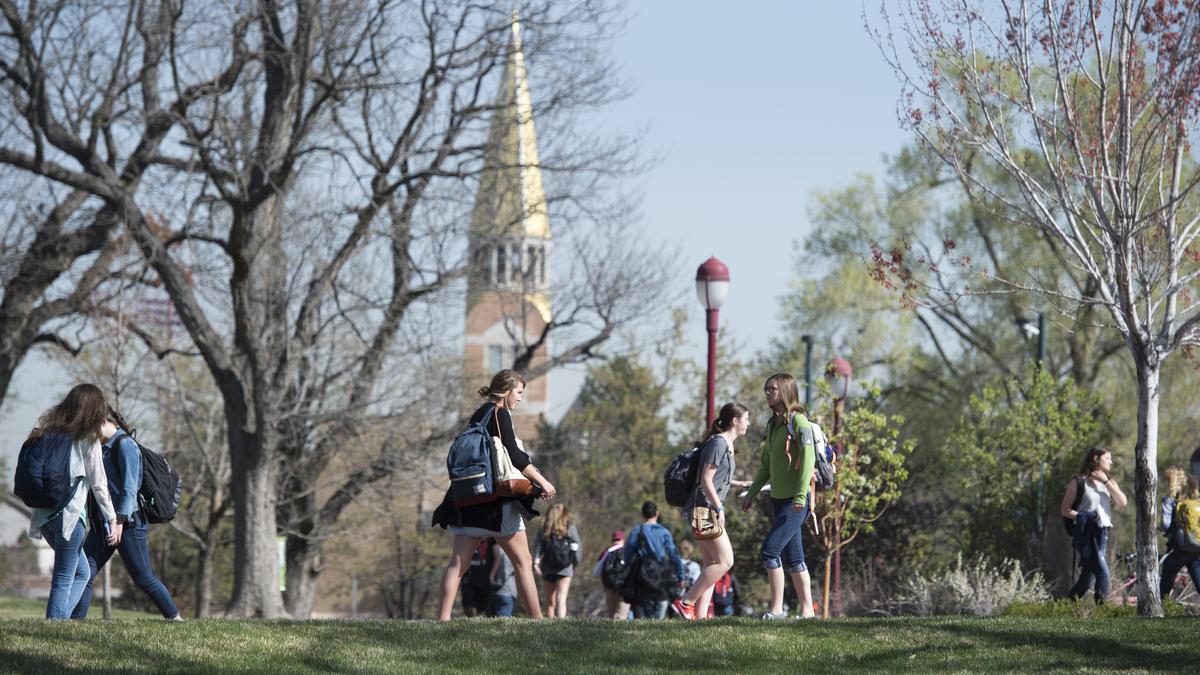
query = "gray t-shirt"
xmin=686 ymin=436 xmax=734 ymax=509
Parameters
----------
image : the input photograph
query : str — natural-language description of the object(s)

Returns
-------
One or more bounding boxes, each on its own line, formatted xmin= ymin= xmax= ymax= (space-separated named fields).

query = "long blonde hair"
xmin=541 ymin=503 xmax=572 ymax=538
xmin=765 ymin=373 xmax=804 ymax=417
xmin=1165 ymin=466 xmax=1199 ymax=500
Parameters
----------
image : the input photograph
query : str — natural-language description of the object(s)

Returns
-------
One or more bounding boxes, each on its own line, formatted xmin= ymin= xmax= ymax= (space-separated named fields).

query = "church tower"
xmin=464 ymin=16 xmax=552 ymax=440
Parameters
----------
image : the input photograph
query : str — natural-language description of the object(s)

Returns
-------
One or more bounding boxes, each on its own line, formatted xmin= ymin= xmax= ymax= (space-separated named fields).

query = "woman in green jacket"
xmin=741 ymin=373 xmax=816 ymax=619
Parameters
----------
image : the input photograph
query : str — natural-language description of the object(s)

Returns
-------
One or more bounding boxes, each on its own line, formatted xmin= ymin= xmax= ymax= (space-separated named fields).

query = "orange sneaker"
xmin=671 ymin=598 xmax=696 ymax=620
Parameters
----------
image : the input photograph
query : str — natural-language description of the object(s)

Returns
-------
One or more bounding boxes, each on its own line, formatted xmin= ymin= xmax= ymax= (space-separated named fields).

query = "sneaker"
xmin=760 ymin=611 xmax=788 ymax=620
xmin=671 ymin=598 xmax=696 ymax=620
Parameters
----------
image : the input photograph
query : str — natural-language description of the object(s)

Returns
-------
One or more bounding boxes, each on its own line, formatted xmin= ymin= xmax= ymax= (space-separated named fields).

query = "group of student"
xmin=434 ymin=368 xmax=822 ymax=620
xmin=1060 ymin=446 xmax=1200 ymax=602
xmin=19 ymin=384 xmax=180 ymax=620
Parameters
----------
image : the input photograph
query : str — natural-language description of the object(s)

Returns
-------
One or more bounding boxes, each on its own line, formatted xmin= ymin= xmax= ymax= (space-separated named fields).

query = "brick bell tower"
xmin=463 ymin=15 xmax=552 ymax=441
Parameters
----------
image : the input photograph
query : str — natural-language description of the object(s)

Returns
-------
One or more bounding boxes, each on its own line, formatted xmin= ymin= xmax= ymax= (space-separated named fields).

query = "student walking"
xmin=672 ymin=402 xmax=751 ymax=620
xmin=22 ymin=385 xmax=122 ymax=620
xmin=593 ymin=531 xmax=629 ymax=619
xmin=741 ymin=374 xmax=817 ymax=619
xmin=433 ymin=369 xmax=557 ymax=621
xmin=622 ymin=501 xmax=685 ymax=619
xmin=1159 ymin=465 xmax=1200 ymax=600
xmin=533 ymin=504 xmax=582 ymax=619
xmin=488 ymin=542 xmax=518 ymax=617
xmin=459 ymin=537 xmax=495 ymax=617
xmin=71 ymin=408 xmax=181 ymax=620
xmin=1061 ymin=446 xmax=1128 ymax=602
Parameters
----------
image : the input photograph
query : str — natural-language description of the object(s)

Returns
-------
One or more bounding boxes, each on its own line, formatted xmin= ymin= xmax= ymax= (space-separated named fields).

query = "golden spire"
xmin=470 ymin=14 xmax=551 ymax=241
xmin=467 ymin=14 xmax=552 ymax=324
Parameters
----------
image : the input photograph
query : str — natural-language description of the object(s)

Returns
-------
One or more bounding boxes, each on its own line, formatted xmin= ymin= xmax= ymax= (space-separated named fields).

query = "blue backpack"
xmin=13 ymin=431 xmax=79 ymax=510
xmin=447 ymin=408 xmax=498 ymax=506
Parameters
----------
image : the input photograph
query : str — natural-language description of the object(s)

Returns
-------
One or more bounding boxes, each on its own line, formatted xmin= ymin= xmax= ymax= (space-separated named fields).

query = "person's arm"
xmin=1060 ymin=479 xmax=1080 ymax=519
xmin=489 ymin=548 xmax=502 ymax=585
xmin=623 ymin=527 xmax=639 ymax=563
xmin=741 ymin=442 xmax=771 ymax=509
xmin=115 ymin=437 xmax=141 ymax=523
xmin=494 ymin=407 xmax=557 ymax=499
xmin=83 ymin=441 xmax=121 ymax=545
xmin=664 ymin=533 xmax=684 ymax=582
xmin=1161 ymin=496 xmax=1176 ymax=534
xmin=570 ymin=525 xmax=582 ymax=565
xmin=1104 ymin=474 xmax=1128 ymax=507
xmin=792 ymin=416 xmax=816 ymax=509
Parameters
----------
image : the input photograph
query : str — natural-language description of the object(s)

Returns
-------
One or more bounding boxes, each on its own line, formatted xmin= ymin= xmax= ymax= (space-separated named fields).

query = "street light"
xmin=696 ymin=257 xmax=730 ymax=427
xmin=824 ymin=356 xmax=852 ymax=618
xmin=801 ymin=335 xmax=814 ymax=412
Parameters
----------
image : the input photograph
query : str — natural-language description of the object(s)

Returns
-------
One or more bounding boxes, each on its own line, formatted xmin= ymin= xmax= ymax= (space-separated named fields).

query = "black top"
xmin=471 ymin=405 xmax=530 ymax=471
xmin=431 ymin=404 xmax=539 ymax=531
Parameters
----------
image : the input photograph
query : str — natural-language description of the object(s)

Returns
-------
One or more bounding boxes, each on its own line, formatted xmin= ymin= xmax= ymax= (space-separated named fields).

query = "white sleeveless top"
xmin=1077 ymin=477 xmax=1113 ymax=528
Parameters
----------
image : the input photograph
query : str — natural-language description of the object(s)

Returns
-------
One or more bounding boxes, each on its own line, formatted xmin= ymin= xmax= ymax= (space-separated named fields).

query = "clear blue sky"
xmin=0 ymin=2 xmax=910 ymax=450
xmin=548 ymin=1 xmax=911 ymax=418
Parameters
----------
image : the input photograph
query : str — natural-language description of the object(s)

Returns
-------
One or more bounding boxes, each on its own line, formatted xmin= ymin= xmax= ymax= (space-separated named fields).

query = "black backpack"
xmin=663 ymin=446 xmax=702 ymax=507
xmin=114 ymin=432 xmax=182 ymax=524
xmin=1062 ymin=475 xmax=1085 ymax=536
xmin=541 ymin=533 xmax=575 ymax=570
xmin=600 ymin=547 xmax=629 ymax=590
xmin=620 ymin=527 xmax=675 ymax=603
xmin=13 ymin=432 xmax=78 ymax=510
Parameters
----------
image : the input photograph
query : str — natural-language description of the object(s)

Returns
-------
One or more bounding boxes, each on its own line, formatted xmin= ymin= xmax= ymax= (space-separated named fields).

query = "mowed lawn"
xmin=0 ymin=606 xmax=1197 ymax=675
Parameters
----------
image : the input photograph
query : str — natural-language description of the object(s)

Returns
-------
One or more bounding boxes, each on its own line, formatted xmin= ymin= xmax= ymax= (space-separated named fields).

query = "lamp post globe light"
xmin=696 ymin=257 xmax=730 ymax=427
xmin=824 ymin=356 xmax=852 ymax=618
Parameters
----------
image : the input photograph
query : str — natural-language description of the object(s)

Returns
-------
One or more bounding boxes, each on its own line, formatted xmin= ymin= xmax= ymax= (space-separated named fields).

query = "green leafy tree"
xmin=815 ymin=384 xmax=913 ymax=618
xmin=945 ymin=371 xmax=1111 ymax=586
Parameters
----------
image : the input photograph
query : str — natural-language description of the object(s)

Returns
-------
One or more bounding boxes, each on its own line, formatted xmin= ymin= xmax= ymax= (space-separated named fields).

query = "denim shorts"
xmin=451 ymin=500 xmax=526 ymax=538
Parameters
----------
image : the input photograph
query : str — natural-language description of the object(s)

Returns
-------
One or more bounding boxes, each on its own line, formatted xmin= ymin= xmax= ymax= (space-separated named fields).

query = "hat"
xmin=611 ymin=530 xmax=625 ymax=541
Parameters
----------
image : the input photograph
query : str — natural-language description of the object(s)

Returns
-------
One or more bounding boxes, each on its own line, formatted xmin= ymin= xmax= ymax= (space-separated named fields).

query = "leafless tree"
xmin=875 ymin=0 xmax=1200 ymax=615
xmin=0 ymin=0 xmax=660 ymax=617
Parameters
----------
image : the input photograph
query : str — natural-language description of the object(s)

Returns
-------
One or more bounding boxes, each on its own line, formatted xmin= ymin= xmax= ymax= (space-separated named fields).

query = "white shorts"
xmin=450 ymin=501 xmax=527 ymax=538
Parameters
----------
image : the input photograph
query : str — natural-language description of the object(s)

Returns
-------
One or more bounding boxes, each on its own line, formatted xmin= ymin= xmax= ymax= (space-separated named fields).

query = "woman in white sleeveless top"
xmin=1061 ymin=446 xmax=1128 ymax=602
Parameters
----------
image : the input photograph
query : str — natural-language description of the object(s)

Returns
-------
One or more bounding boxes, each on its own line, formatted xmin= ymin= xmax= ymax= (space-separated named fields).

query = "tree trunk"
xmin=283 ymin=534 xmax=321 ymax=618
xmin=1134 ymin=361 xmax=1163 ymax=617
xmin=226 ymin=427 xmax=286 ymax=617
xmin=196 ymin=540 xmax=215 ymax=618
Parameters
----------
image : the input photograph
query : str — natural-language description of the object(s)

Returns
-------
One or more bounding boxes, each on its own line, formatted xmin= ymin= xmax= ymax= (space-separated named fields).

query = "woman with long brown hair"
xmin=24 ymin=384 xmax=121 ymax=619
xmin=534 ymin=503 xmax=581 ymax=618
xmin=672 ymin=402 xmax=750 ymax=620
xmin=71 ymin=407 xmax=181 ymax=620
xmin=433 ymin=369 xmax=557 ymax=620
xmin=741 ymin=373 xmax=817 ymax=619
xmin=1061 ymin=446 xmax=1128 ymax=602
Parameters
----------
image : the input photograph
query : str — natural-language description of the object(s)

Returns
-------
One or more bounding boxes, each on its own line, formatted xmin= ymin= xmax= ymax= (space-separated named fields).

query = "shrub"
xmin=886 ymin=554 xmax=1050 ymax=616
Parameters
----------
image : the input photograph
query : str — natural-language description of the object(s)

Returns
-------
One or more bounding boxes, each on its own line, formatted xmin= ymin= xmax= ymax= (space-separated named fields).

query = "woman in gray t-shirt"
xmin=671 ymin=402 xmax=752 ymax=620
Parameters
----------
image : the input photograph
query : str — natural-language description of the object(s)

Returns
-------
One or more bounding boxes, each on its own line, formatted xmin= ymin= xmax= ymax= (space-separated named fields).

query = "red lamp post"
xmin=695 ymin=257 xmax=730 ymax=427
xmin=825 ymin=356 xmax=852 ymax=617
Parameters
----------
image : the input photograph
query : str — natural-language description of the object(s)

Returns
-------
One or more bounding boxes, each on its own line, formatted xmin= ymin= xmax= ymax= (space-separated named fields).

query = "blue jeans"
xmin=713 ymin=602 xmax=735 ymax=616
xmin=1160 ymin=549 xmax=1200 ymax=599
xmin=40 ymin=516 xmax=89 ymax=620
xmin=71 ymin=515 xmax=179 ymax=619
xmin=487 ymin=593 xmax=515 ymax=617
xmin=761 ymin=497 xmax=809 ymax=573
xmin=632 ymin=598 xmax=668 ymax=619
xmin=1070 ymin=527 xmax=1110 ymax=602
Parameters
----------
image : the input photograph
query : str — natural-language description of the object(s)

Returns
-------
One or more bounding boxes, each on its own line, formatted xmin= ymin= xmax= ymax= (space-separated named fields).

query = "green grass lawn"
xmin=0 ymin=595 xmax=157 ymax=620
xmin=0 ymin=613 xmax=1196 ymax=674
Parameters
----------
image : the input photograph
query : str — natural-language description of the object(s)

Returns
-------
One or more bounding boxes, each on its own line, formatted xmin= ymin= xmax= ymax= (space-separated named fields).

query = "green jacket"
xmin=745 ymin=412 xmax=815 ymax=506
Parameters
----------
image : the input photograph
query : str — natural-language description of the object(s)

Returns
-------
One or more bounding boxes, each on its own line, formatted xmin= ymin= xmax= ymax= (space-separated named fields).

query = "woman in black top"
xmin=434 ymin=369 xmax=557 ymax=620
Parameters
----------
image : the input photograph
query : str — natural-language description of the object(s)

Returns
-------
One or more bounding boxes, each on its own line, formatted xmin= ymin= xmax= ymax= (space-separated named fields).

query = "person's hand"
xmin=106 ymin=521 xmax=123 ymax=546
xmin=717 ymin=509 xmax=726 ymax=529
xmin=539 ymin=480 xmax=557 ymax=500
xmin=791 ymin=501 xmax=805 ymax=512
xmin=741 ymin=500 xmax=752 ymax=512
